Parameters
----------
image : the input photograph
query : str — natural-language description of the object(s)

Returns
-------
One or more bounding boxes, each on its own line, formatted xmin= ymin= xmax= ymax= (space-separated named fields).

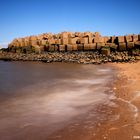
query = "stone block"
xmin=94 ymin=32 xmax=100 ymax=37
xmin=84 ymin=44 xmax=90 ymax=51
xmin=111 ymin=36 xmax=116 ymax=43
xmin=118 ymin=42 xmax=126 ymax=51
xmin=48 ymin=45 xmax=55 ymax=52
xmin=29 ymin=40 xmax=38 ymax=46
xmin=96 ymin=43 xmax=105 ymax=50
xmin=104 ymin=36 xmax=111 ymax=43
xmin=84 ymin=43 xmax=96 ymax=51
xmin=84 ymin=32 xmax=93 ymax=43
xmin=127 ymin=42 xmax=134 ymax=49
xmin=105 ymin=43 xmax=118 ymax=50
xmin=71 ymin=37 xmax=79 ymax=44
xmin=54 ymin=45 xmax=59 ymax=51
xmin=93 ymin=37 xmax=104 ymax=43
xmin=117 ymin=36 xmax=125 ymax=43
xmin=139 ymin=35 xmax=140 ymax=41
xmin=67 ymin=44 xmax=73 ymax=51
xmin=132 ymin=35 xmax=138 ymax=42
xmin=68 ymin=37 xmax=72 ymax=44
xmin=34 ymin=46 xmax=41 ymax=54
xmin=134 ymin=41 xmax=140 ymax=48
xmin=83 ymin=37 xmax=89 ymax=44
xmin=77 ymin=44 xmax=84 ymax=51
xmin=101 ymin=48 xmax=110 ymax=56
xmin=40 ymin=40 xmax=47 ymax=46
xmin=72 ymin=44 xmax=78 ymax=51
xmin=61 ymin=38 xmax=68 ymax=45
xmin=49 ymin=38 xmax=55 ymax=45
xmin=59 ymin=45 xmax=65 ymax=51
xmin=125 ymin=35 xmax=132 ymax=42
xmin=29 ymin=36 xmax=37 ymax=41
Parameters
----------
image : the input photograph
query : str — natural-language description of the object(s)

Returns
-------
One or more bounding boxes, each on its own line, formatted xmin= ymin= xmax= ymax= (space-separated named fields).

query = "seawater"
xmin=0 ymin=61 xmax=116 ymax=140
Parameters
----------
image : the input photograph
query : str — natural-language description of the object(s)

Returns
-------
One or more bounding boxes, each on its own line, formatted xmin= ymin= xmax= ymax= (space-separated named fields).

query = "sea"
xmin=0 ymin=61 xmax=117 ymax=140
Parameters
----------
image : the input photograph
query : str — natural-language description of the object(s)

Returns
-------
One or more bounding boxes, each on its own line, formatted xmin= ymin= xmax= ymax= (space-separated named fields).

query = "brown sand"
xmin=47 ymin=62 xmax=140 ymax=140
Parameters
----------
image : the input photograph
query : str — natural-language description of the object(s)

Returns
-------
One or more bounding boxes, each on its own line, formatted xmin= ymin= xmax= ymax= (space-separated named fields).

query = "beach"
xmin=0 ymin=61 xmax=140 ymax=140
xmin=47 ymin=62 xmax=140 ymax=140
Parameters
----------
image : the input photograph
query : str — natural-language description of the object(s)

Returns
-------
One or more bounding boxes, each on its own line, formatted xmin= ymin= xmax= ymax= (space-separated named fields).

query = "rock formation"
xmin=8 ymin=32 xmax=140 ymax=55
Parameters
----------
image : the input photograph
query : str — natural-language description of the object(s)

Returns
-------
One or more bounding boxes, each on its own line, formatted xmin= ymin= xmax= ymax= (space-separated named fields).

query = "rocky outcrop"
xmin=8 ymin=32 xmax=140 ymax=56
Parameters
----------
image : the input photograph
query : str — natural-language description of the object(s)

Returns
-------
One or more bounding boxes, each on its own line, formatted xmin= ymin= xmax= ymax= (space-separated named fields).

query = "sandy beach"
xmin=47 ymin=62 xmax=140 ymax=140
xmin=90 ymin=61 xmax=140 ymax=140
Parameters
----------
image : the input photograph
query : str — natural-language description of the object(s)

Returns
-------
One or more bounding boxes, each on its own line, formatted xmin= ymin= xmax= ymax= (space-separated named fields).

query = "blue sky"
xmin=0 ymin=0 xmax=140 ymax=47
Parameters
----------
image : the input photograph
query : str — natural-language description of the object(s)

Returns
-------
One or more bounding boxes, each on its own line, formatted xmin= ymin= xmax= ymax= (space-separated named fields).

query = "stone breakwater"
xmin=8 ymin=32 xmax=140 ymax=54
xmin=0 ymin=51 xmax=140 ymax=64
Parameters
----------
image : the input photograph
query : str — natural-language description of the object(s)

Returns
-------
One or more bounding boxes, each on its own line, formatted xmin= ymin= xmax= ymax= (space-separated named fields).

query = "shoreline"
xmin=45 ymin=62 xmax=140 ymax=140
xmin=0 ymin=58 xmax=140 ymax=139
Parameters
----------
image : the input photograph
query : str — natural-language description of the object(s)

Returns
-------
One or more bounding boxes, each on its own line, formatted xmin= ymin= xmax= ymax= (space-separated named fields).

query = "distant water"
xmin=0 ymin=61 xmax=116 ymax=140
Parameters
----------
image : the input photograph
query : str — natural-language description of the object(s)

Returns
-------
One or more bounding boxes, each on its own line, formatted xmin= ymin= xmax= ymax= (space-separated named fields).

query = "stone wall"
xmin=8 ymin=32 xmax=140 ymax=54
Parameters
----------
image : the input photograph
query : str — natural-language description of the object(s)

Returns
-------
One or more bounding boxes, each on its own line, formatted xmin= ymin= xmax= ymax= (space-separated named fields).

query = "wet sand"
xmin=47 ymin=62 xmax=140 ymax=140
xmin=0 ymin=61 xmax=140 ymax=140
xmin=0 ymin=62 xmax=116 ymax=140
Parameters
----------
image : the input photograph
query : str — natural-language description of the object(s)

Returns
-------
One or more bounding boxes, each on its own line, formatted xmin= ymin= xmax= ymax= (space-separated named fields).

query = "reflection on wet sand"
xmin=0 ymin=62 xmax=116 ymax=140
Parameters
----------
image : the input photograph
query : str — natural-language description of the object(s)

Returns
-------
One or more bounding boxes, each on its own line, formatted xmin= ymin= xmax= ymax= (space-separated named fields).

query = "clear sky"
xmin=0 ymin=0 xmax=140 ymax=47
